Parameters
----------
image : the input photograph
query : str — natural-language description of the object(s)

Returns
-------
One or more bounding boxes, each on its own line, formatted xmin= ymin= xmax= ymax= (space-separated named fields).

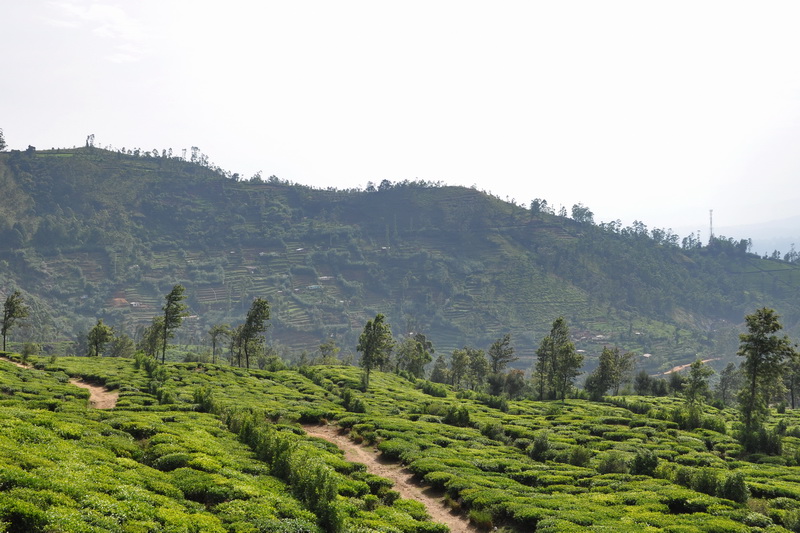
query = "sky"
xmin=2 ymin=1 xmax=800 ymax=252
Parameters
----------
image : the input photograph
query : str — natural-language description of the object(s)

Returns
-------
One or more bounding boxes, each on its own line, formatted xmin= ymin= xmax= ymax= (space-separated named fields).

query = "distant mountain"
xmin=1 ymin=146 xmax=799 ymax=376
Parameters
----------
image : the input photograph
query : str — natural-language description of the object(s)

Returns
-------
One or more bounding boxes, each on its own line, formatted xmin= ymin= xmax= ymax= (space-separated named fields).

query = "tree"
xmin=208 ymin=324 xmax=231 ymax=364
xmin=2 ymin=291 xmax=29 ymax=352
xmin=357 ymin=314 xmax=394 ymax=389
xmin=161 ymin=284 xmax=188 ymax=363
xmin=429 ymin=354 xmax=449 ymax=383
xmin=394 ymin=335 xmax=432 ymax=378
xmin=138 ymin=316 xmax=164 ymax=359
xmin=536 ymin=317 xmax=582 ymax=401
xmin=239 ymin=298 xmax=270 ymax=369
xmin=450 ymin=348 xmax=470 ymax=389
xmin=87 ymin=319 xmax=114 ymax=357
xmin=488 ymin=333 xmax=517 ymax=374
xmin=571 ymin=203 xmax=594 ymax=224
xmin=0 ymin=128 xmax=6 ymax=151
xmin=715 ymin=362 xmax=742 ymax=406
xmin=466 ymin=347 xmax=489 ymax=390
xmin=738 ymin=308 xmax=796 ymax=433
xmin=585 ymin=346 xmax=636 ymax=400
xmin=684 ymin=359 xmax=714 ymax=406
xmin=318 ymin=338 xmax=341 ymax=365
xmin=633 ymin=370 xmax=652 ymax=395
xmin=107 ymin=333 xmax=135 ymax=358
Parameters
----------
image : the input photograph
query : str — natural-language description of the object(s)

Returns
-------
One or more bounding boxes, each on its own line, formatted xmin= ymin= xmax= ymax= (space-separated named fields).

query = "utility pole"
xmin=709 ymin=209 xmax=714 ymax=244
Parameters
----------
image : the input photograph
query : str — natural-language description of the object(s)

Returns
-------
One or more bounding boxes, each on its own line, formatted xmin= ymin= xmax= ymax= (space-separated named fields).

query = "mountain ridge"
xmin=1 ymin=145 xmax=799 ymax=375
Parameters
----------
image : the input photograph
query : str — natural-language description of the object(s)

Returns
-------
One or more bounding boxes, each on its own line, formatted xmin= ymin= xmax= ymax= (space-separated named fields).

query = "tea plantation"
xmin=3 ymin=353 xmax=800 ymax=532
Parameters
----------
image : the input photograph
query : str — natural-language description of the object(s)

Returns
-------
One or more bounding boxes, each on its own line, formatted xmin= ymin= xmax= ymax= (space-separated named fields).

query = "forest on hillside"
xmin=1 ymin=146 xmax=800 ymax=379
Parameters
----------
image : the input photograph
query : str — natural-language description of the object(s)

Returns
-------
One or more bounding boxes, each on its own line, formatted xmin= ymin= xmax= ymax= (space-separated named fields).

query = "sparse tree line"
xmin=3 ymin=281 xmax=799 ymax=454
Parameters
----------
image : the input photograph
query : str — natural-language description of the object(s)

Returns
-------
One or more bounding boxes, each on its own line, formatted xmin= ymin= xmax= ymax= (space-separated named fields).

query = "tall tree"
xmin=395 ymin=335 xmax=432 ymax=378
xmin=429 ymin=354 xmax=449 ymax=383
xmin=0 ymin=128 xmax=6 ymax=151
xmin=738 ymin=308 xmax=795 ymax=432
xmin=208 ymin=324 xmax=231 ymax=364
xmin=684 ymin=359 xmax=714 ymax=406
xmin=549 ymin=317 xmax=583 ymax=401
xmin=318 ymin=338 xmax=341 ymax=365
xmin=450 ymin=348 xmax=470 ymax=389
xmin=466 ymin=347 xmax=489 ymax=390
xmin=488 ymin=333 xmax=517 ymax=374
xmin=138 ymin=316 xmax=164 ymax=359
xmin=357 ymin=314 xmax=394 ymax=389
xmin=161 ymin=284 xmax=188 ymax=363
xmin=534 ymin=334 xmax=555 ymax=399
xmin=715 ymin=361 xmax=742 ymax=406
xmin=238 ymin=298 xmax=270 ymax=369
xmin=2 ymin=291 xmax=29 ymax=352
xmin=107 ymin=333 xmax=135 ymax=358
xmin=87 ymin=319 xmax=114 ymax=357
xmin=585 ymin=346 xmax=636 ymax=399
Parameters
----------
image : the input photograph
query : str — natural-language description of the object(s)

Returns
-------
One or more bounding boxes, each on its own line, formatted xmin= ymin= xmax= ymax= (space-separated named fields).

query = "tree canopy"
xmin=2 ymin=290 xmax=29 ymax=351
xmin=357 ymin=314 xmax=394 ymax=390
xmin=161 ymin=284 xmax=188 ymax=363
xmin=737 ymin=307 xmax=796 ymax=433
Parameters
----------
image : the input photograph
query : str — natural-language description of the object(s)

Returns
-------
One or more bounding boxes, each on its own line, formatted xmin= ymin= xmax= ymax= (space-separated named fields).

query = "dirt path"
xmin=662 ymin=357 xmax=722 ymax=375
xmin=68 ymin=378 xmax=119 ymax=409
xmin=303 ymin=423 xmax=478 ymax=533
xmin=1 ymin=356 xmax=118 ymax=409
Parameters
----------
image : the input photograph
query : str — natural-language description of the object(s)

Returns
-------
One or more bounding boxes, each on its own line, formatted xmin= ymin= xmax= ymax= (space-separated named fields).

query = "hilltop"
xmin=1 ymin=145 xmax=799 ymax=374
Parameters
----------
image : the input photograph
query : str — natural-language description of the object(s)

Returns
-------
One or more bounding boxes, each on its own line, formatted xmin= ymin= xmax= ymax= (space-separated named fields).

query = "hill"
xmin=1 ymin=146 xmax=800 ymax=375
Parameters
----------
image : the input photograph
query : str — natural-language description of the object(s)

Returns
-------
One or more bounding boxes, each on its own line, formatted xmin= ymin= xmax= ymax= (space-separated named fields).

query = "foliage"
xmin=237 ymin=297 xmax=270 ymax=369
xmin=585 ymin=346 xmax=635 ymax=400
xmin=2 ymin=290 xmax=28 ymax=351
xmin=161 ymin=284 xmax=188 ymax=363
xmin=3 ymin=147 xmax=800 ymax=375
xmin=737 ymin=308 xmax=795 ymax=436
xmin=87 ymin=318 xmax=114 ymax=357
xmin=534 ymin=317 xmax=583 ymax=401
xmin=357 ymin=314 xmax=394 ymax=390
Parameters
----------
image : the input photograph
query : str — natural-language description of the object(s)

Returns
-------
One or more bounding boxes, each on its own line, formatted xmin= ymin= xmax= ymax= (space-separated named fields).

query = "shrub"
xmin=443 ymin=405 xmax=470 ymax=427
xmin=418 ymin=380 xmax=448 ymax=398
xmin=596 ymin=450 xmax=628 ymax=474
xmin=717 ymin=471 xmax=749 ymax=503
xmin=480 ymin=422 xmax=506 ymax=442
xmin=468 ymin=508 xmax=494 ymax=530
xmin=630 ymin=449 xmax=658 ymax=476
xmin=153 ymin=452 xmax=192 ymax=471
xmin=527 ymin=432 xmax=552 ymax=462
xmin=568 ymin=445 xmax=592 ymax=467
xmin=691 ymin=467 xmax=719 ymax=496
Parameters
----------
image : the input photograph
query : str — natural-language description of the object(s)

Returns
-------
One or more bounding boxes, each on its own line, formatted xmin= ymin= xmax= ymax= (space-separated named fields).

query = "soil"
xmin=1 ymin=356 xmax=118 ymax=409
xmin=303 ymin=423 xmax=478 ymax=533
xmin=68 ymin=378 xmax=119 ymax=409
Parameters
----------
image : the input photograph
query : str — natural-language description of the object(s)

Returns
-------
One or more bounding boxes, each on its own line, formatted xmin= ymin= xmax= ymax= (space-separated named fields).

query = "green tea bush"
xmin=630 ymin=449 xmax=658 ymax=476
xmin=596 ymin=450 xmax=629 ymax=474
xmin=527 ymin=432 xmax=552 ymax=462
xmin=377 ymin=439 xmax=419 ymax=461
xmin=443 ymin=405 xmax=470 ymax=427
xmin=717 ymin=471 xmax=749 ymax=503
xmin=417 ymin=380 xmax=448 ymax=398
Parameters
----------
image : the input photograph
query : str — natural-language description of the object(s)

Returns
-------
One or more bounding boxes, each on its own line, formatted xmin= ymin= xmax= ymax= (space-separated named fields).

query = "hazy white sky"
xmin=2 ymin=1 xmax=800 ymax=243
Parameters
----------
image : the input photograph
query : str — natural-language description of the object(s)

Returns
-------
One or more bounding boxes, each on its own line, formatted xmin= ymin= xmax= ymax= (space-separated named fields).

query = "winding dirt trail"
xmin=1 ymin=356 xmax=118 ymax=409
xmin=303 ymin=423 xmax=478 ymax=533
xmin=68 ymin=378 xmax=119 ymax=409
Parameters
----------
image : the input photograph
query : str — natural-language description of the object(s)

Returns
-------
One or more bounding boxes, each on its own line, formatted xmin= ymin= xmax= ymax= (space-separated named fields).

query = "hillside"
xmin=1 ymin=146 xmax=799 ymax=375
xmin=3 ymin=354 xmax=800 ymax=532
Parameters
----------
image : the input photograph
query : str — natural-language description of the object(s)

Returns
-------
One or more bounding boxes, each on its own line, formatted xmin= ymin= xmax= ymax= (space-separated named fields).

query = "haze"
xmin=2 ymin=1 xmax=799 ymax=253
